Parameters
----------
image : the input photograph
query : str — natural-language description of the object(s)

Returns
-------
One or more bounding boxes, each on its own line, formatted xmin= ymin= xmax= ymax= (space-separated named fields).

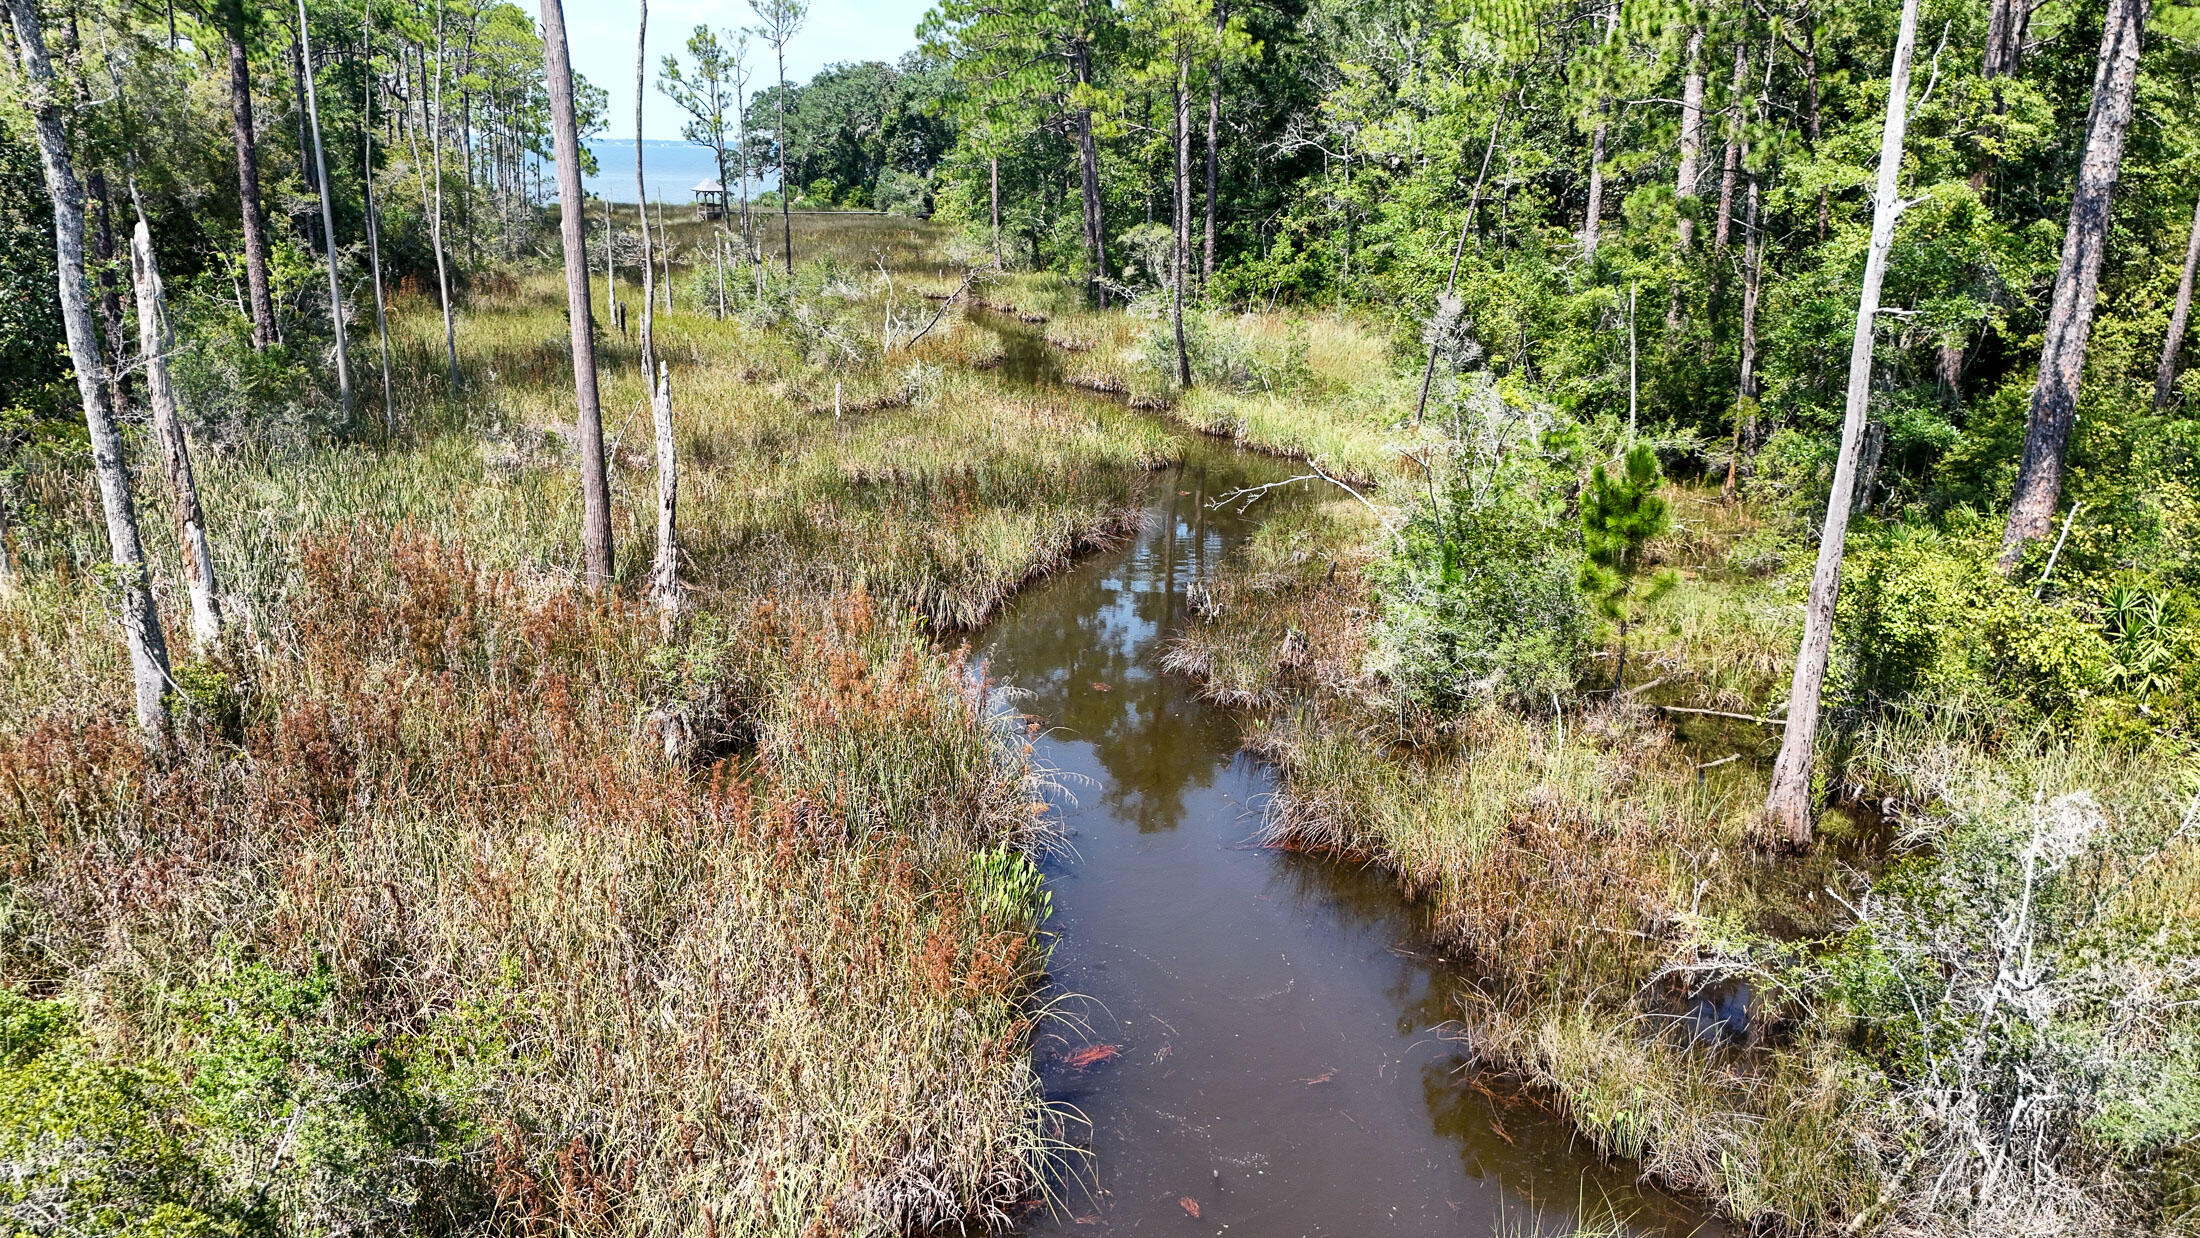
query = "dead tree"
xmin=635 ymin=0 xmax=679 ymax=610
xmin=1764 ymin=0 xmax=1925 ymax=846
xmin=128 ymin=198 xmax=224 ymax=647
xmin=6 ymin=0 xmax=173 ymax=737
xmin=297 ymin=0 xmax=354 ymax=420
xmin=2155 ymin=190 xmax=2200 ymax=410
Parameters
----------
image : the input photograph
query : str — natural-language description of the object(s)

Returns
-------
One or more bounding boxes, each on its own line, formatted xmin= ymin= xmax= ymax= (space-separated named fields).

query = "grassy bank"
xmin=1163 ymin=457 xmax=2200 ymax=1234
xmin=0 ymin=216 xmax=1182 ymax=1235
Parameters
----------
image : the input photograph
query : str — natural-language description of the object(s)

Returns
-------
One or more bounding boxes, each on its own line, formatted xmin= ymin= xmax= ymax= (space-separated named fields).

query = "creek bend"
xmin=962 ymin=314 xmax=1713 ymax=1237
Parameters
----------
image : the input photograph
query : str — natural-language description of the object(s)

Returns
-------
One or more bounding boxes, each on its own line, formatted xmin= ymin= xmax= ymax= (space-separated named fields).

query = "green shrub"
xmin=1838 ymin=527 xmax=2113 ymax=721
xmin=0 ymin=991 xmax=248 ymax=1237
xmin=1370 ymin=419 xmax=1587 ymax=713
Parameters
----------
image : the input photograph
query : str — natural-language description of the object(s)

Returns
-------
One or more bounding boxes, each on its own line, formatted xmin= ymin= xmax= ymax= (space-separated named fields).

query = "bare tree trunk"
xmin=2155 ymin=190 xmax=2200 ymax=410
xmin=129 ymin=202 xmax=223 ymax=646
xmin=361 ymin=0 xmax=394 ymax=429
xmin=1713 ymin=37 xmax=1747 ymax=255
xmin=604 ymin=199 xmax=622 ymax=336
xmin=1414 ymin=89 xmax=1511 ymax=426
xmin=1726 ymin=172 xmax=1763 ymax=499
xmin=540 ymin=0 xmax=613 ymax=586
xmin=1982 ymin=0 xmax=2028 ymax=79
xmin=990 ymin=154 xmax=1000 ymax=267
xmin=297 ymin=0 xmax=354 ymax=422
xmin=1070 ymin=42 xmax=1108 ymax=303
xmin=635 ymin=0 xmax=678 ymax=611
xmin=1764 ymin=0 xmax=1921 ymax=846
xmin=1582 ymin=0 xmax=1617 ymax=262
xmin=1675 ymin=24 xmax=1704 ymax=251
xmin=1998 ymin=0 xmax=2148 ymax=568
xmin=656 ymin=198 xmax=670 ymax=313
xmin=775 ymin=37 xmax=791 ymax=275
xmin=1202 ymin=10 xmax=1221 ymax=286
xmin=733 ymin=89 xmax=752 ymax=254
xmin=223 ymin=0 xmax=278 ymax=350
xmin=6 ymin=0 xmax=172 ymax=738
xmin=1172 ymin=46 xmax=1192 ymax=388
xmin=429 ymin=1 xmax=458 ymax=387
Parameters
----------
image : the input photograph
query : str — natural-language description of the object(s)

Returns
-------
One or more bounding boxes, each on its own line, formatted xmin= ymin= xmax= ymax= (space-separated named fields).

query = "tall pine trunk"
xmin=223 ymin=0 xmax=278 ymax=349
xmin=429 ymin=1 xmax=458 ymax=386
xmin=1726 ymin=172 xmax=1763 ymax=499
xmin=6 ymin=0 xmax=173 ymax=738
xmin=775 ymin=38 xmax=792 ymax=274
xmin=1070 ymin=42 xmax=1108 ymax=303
xmin=1202 ymin=9 xmax=1222 ymax=286
xmin=1713 ymin=36 xmax=1748 ymax=254
xmin=1675 ymin=24 xmax=1704 ymax=251
xmin=361 ymin=1 xmax=394 ymax=428
xmin=540 ymin=0 xmax=614 ymax=586
xmin=990 ymin=154 xmax=1001 ymax=266
xmin=635 ymin=0 xmax=679 ymax=611
xmin=1172 ymin=46 xmax=1192 ymax=388
xmin=1765 ymin=0 xmax=1922 ymax=846
xmin=2157 ymin=191 xmax=2200 ymax=410
xmin=1997 ymin=0 xmax=2148 ymax=567
xmin=297 ymin=0 xmax=354 ymax=421
xmin=129 ymin=203 xmax=224 ymax=647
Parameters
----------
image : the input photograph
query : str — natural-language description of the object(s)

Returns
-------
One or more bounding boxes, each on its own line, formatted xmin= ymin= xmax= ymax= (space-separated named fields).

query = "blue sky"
xmin=564 ymin=0 xmax=937 ymax=144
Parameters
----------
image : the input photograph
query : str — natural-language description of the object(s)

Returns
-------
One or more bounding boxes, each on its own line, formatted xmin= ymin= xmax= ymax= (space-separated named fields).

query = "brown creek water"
xmin=965 ymin=314 xmax=1716 ymax=1237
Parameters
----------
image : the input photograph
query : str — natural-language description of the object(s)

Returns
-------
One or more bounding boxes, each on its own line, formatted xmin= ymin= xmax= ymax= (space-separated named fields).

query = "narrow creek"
xmin=964 ymin=313 xmax=1715 ymax=1236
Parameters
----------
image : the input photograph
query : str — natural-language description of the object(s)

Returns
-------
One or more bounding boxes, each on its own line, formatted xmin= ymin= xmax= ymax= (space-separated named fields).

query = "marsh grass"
xmin=0 ymin=216 xmax=1183 ymax=1236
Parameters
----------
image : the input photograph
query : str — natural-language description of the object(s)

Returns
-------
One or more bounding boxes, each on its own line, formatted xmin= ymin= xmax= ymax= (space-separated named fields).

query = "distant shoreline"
xmin=578 ymin=137 xmax=777 ymax=205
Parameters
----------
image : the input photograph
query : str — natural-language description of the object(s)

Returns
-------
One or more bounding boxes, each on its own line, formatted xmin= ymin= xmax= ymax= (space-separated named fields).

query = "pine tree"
xmin=1579 ymin=443 xmax=1675 ymax=694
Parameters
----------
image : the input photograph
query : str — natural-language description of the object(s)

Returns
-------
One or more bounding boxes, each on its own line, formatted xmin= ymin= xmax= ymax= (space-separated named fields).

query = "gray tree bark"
xmin=1675 ymin=24 xmax=1704 ymax=251
xmin=1172 ymin=46 xmax=1192 ymax=388
xmin=129 ymin=204 xmax=224 ymax=647
xmin=1764 ymin=0 xmax=1922 ymax=846
xmin=636 ymin=0 xmax=679 ymax=612
xmin=1202 ymin=6 xmax=1222 ymax=285
xmin=362 ymin=0 xmax=395 ymax=428
xmin=429 ymin=0 xmax=458 ymax=386
xmin=2155 ymin=191 xmax=2200 ymax=410
xmin=297 ymin=0 xmax=354 ymax=422
xmin=222 ymin=0 xmax=278 ymax=349
xmin=1713 ymin=37 xmax=1747 ymax=254
xmin=1998 ymin=0 xmax=2148 ymax=567
xmin=6 ymin=0 xmax=173 ymax=738
xmin=540 ymin=0 xmax=614 ymax=585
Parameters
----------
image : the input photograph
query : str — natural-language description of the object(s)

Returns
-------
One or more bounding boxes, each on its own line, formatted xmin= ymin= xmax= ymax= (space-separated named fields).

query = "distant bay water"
xmin=580 ymin=138 xmax=775 ymax=204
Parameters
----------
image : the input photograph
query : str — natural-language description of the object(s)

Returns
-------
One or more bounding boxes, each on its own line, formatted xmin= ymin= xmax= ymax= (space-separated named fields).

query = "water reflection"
xmin=966 ymin=320 xmax=1711 ymax=1237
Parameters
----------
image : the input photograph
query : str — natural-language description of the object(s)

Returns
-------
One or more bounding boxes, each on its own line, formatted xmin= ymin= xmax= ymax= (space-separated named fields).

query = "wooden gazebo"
xmin=692 ymin=178 xmax=727 ymax=221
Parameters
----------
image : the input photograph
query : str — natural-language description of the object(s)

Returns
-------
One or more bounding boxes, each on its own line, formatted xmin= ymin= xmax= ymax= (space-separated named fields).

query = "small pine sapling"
xmin=1579 ymin=443 xmax=1676 ymax=693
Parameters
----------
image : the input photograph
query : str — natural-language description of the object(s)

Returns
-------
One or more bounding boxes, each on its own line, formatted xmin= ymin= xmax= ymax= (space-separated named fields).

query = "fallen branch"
xmin=1214 ymin=460 xmax=1400 ymax=543
xmin=1656 ymin=704 xmax=1787 ymax=725
xmin=901 ymin=266 xmax=980 ymax=350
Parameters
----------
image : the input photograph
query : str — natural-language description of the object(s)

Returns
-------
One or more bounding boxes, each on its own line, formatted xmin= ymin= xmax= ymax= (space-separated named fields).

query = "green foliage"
xmin=178 ymin=958 xmax=490 ymax=1235
xmin=1372 ymin=396 xmax=1588 ymax=713
xmin=1837 ymin=527 xmax=2119 ymax=723
xmin=1578 ymin=443 xmax=1676 ymax=689
xmin=0 ymin=992 xmax=249 ymax=1237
